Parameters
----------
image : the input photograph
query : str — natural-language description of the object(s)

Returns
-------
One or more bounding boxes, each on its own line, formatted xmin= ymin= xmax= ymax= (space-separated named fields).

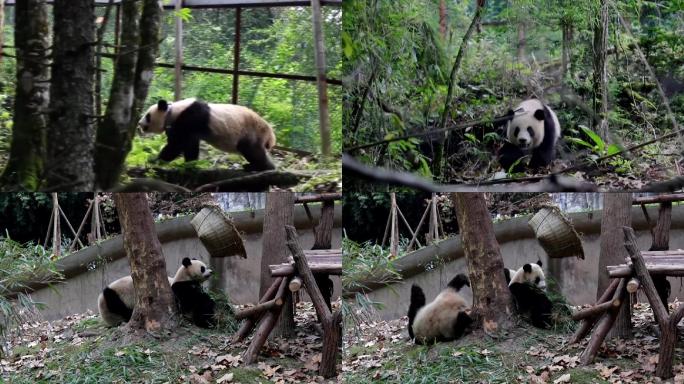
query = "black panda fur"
xmin=139 ymin=99 xmax=276 ymax=171
xmin=407 ymin=274 xmax=473 ymax=344
xmin=505 ymin=261 xmax=553 ymax=329
xmin=509 ymin=282 xmax=553 ymax=329
xmin=499 ymin=99 xmax=561 ymax=173
xmin=102 ymin=286 xmax=132 ymax=323
xmin=171 ymin=257 xmax=216 ymax=328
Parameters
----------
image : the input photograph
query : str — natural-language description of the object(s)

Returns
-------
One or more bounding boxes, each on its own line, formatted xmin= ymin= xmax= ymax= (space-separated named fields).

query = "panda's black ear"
xmin=158 ymin=100 xmax=169 ymax=112
xmin=533 ymin=109 xmax=545 ymax=121
xmin=182 ymin=257 xmax=192 ymax=268
xmin=537 ymin=259 xmax=543 ymax=267
xmin=523 ymin=264 xmax=532 ymax=273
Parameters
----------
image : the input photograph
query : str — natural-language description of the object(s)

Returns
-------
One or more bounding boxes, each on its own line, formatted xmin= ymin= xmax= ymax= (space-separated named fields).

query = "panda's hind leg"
xmin=237 ymin=137 xmax=276 ymax=171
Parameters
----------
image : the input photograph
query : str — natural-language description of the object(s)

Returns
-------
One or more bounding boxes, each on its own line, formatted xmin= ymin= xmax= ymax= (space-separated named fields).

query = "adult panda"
xmin=138 ymin=98 xmax=277 ymax=171
xmin=407 ymin=274 xmax=474 ymax=344
xmin=507 ymin=260 xmax=553 ymax=329
xmin=98 ymin=257 xmax=216 ymax=328
xmin=499 ymin=98 xmax=561 ymax=173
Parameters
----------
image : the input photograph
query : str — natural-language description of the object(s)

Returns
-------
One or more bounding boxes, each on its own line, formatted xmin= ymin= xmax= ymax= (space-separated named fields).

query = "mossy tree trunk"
xmin=592 ymin=0 xmax=609 ymax=140
xmin=0 ymin=0 xmax=49 ymax=190
xmin=451 ymin=193 xmax=513 ymax=334
xmin=95 ymin=0 xmax=162 ymax=190
xmin=45 ymin=0 xmax=96 ymax=190
xmin=260 ymin=192 xmax=296 ymax=337
xmin=114 ymin=193 xmax=178 ymax=333
xmin=597 ymin=193 xmax=632 ymax=338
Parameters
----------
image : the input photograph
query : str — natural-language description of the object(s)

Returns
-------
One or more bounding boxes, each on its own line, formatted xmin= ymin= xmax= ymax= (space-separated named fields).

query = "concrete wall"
xmin=360 ymin=205 xmax=684 ymax=320
xmin=30 ymin=205 xmax=342 ymax=321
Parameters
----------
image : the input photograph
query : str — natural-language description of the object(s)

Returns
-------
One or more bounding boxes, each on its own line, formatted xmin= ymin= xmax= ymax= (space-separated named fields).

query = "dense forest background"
xmin=0 ymin=4 xmax=341 ymax=190
xmin=343 ymin=0 xmax=684 ymax=189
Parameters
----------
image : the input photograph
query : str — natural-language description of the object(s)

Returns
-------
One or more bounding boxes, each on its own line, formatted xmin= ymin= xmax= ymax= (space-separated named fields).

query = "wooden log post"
xmin=570 ymin=278 xmax=619 ymax=344
xmin=572 ymin=300 xmax=618 ymax=321
xmin=285 ymin=225 xmax=340 ymax=379
xmin=242 ymin=277 xmax=289 ymax=364
xmin=580 ymin=278 xmax=627 ymax=365
xmin=627 ymin=278 xmax=640 ymax=293
xmin=623 ymin=226 xmax=684 ymax=379
xmin=233 ymin=277 xmax=283 ymax=342
xmin=289 ymin=276 xmax=302 ymax=292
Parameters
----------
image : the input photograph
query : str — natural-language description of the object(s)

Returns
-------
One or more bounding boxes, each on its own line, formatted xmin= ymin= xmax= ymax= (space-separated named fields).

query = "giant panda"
xmin=507 ymin=260 xmax=553 ymax=328
xmin=98 ymin=257 xmax=215 ymax=328
xmin=137 ymin=98 xmax=277 ymax=171
xmin=498 ymin=99 xmax=561 ymax=173
xmin=407 ymin=274 xmax=474 ymax=344
xmin=171 ymin=257 xmax=217 ymax=328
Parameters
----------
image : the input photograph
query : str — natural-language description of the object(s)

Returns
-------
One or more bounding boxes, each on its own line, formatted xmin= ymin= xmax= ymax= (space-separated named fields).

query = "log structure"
xmin=236 ymin=238 xmax=341 ymax=378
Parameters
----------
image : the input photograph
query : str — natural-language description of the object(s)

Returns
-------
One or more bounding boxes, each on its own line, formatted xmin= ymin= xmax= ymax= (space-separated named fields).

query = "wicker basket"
xmin=528 ymin=206 xmax=584 ymax=259
xmin=191 ymin=206 xmax=247 ymax=259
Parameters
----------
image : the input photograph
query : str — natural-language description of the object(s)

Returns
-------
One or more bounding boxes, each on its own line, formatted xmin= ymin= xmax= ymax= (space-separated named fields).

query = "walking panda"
xmin=138 ymin=98 xmax=277 ymax=171
xmin=499 ymin=99 xmax=561 ymax=173
xmin=407 ymin=274 xmax=474 ymax=344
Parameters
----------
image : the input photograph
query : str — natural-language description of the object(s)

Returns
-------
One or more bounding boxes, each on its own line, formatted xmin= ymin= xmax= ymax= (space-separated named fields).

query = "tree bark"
xmin=95 ymin=0 xmax=162 ymax=190
xmin=0 ymin=0 xmax=49 ymax=190
xmin=260 ymin=192 xmax=296 ymax=338
xmin=435 ymin=0 xmax=486 ymax=178
xmin=516 ymin=23 xmax=526 ymax=62
xmin=561 ymin=22 xmax=573 ymax=79
xmin=597 ymin=193 xmax=632 ymax=338
xmin=438 ymin=0 xmax=447 ymax=38
xmin=592 ymin=0 xmax=609 ymax=140
xmin=95 ymin=0 xmax=142 ymax=189
xmin=451 ymin=193 xmax=512 ymax=334
xmin=650 ymin=202 xmax=672 ymax=312
xmin=46 ymin=0 xmax=96 ymax=190
xmin=114 ymin=193 xmax=177 ymax=333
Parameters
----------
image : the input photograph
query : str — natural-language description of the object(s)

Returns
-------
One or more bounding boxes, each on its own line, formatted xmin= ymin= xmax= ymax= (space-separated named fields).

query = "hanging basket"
xmin=528 ymin=206 xmax=584 ymax=259
xmin=191 ymin=206 xmax=247 ymax=259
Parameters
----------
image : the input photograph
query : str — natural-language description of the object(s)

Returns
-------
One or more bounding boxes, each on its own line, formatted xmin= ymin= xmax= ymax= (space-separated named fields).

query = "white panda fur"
xmin=137 ymin=98 xmax=276 ymax=171
xmin=170 ymin=257 xmax=217 ymax=328
xmin=407 ymin=274 xmax=473 ymax=344
xmin=499 ymin=98 xmax=561 ymax=172
xmin=508 ymin=259 xmax=546 ymax=291
xmin=97 ymin=258 xmax=212 ymax=327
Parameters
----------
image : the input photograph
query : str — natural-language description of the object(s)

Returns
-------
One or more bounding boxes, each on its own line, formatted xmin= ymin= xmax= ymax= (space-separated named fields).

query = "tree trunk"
xmin=438 ymin=0 xmax=447 ymax=38
xmin=46 ymin=0 xmax=96 ymax=191
xmin=94 ymin=0 xmax=142 ymax=190
xmin=312 ymin=200 xmax=335 ymax=313
xmin=451 ymin=193 xmax=513 ymax=333
xmin=597 ymin=193 xmax=632 ymax=338
xmin=0 ymin=0 xmax=49 ymax=190
xmin=260 ymin=192 xmax=296 ymax=338
xmin=95 ymin=0 xmax=162 ymax=190
xmin=561 ymin=22 xmax=573 ymax=79
xmin=516 ymin=23 xmax=526 ymax=62
xmin=650 ymin=202 xmax=672 ymax=312
xmin=592 ymin=0 xmax=609 ymax=140
xmin=435 ymin=0 xmax=486 ymax=178
xmin=114 ymin=193 xmax=177 ymax=333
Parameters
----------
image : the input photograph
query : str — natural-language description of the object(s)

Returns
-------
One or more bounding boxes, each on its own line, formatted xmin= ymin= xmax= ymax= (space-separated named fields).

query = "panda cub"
xmin=138 ymin=98 xmax=277 ymax=171
xmin=507 ymin=260 xmax=553 ymax=329
xmin=407 ymin=274 xmax=473 ymax=344
xmin=499 ymin=99 xmax=561 ymax=173
xmin=98 ymin=257 xmax=216 ymax=328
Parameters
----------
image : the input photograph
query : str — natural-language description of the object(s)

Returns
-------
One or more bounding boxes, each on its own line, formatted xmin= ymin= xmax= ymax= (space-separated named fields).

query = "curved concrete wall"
xmin=30 ymin=204 xmax=342 ymax=321
xmin=359 ymin=205 xmax=684 ymax=320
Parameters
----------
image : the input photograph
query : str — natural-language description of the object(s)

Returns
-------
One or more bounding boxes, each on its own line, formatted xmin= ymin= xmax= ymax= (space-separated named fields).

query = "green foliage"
xmin=0 ymin=238 xmax=61 ymax=356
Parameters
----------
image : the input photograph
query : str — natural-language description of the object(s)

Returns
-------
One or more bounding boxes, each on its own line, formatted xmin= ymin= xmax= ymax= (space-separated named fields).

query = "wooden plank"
xmin=270 ymin=263 xmax=341 ymax=276
xmin=632 ymin=194 xmax=684 ymax=205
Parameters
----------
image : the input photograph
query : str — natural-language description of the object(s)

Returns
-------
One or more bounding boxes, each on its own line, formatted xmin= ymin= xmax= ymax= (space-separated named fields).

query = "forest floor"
xmin=1 ymin=302 xmax=339 ymax=383
xmin=343 ymin=302 xmax=684 ymax=383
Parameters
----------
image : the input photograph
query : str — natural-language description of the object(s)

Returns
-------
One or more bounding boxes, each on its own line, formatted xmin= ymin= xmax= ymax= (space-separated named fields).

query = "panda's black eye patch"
xmin=527 ymin=127 xmax=535 ymax=137
xmin=201 ymin=266 xmax=205 ymax=273
xmin=514 ymin=127 xmax=520 ymax=136
xmin=535 ymin=276 xmax=541 ymax=284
